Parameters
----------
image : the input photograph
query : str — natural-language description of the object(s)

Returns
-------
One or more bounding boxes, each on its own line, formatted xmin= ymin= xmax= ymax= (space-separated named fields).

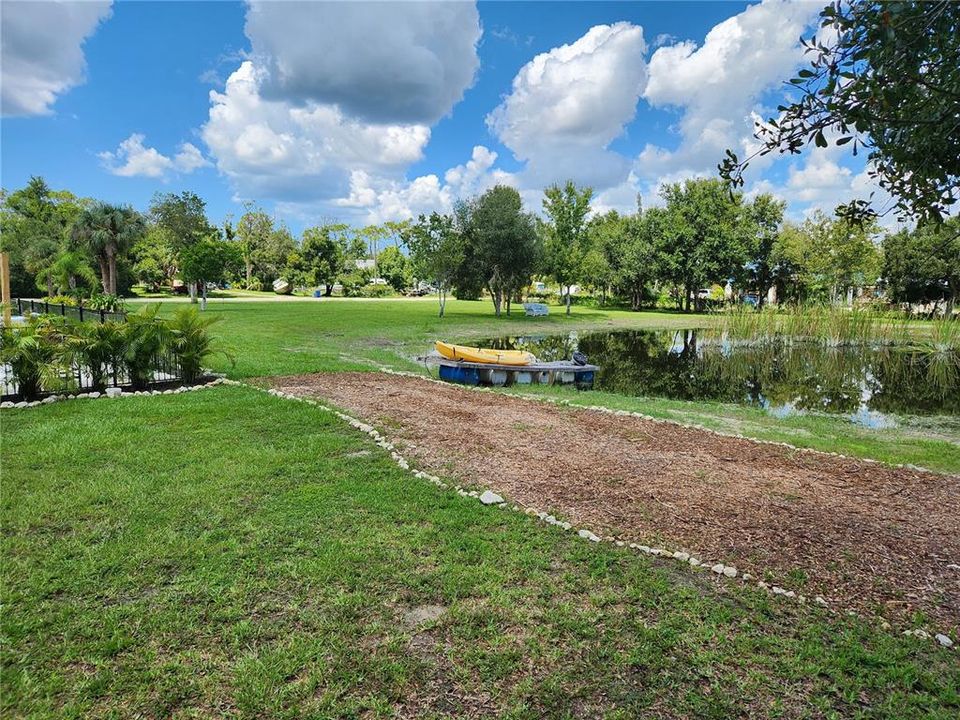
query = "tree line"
xmin=404 ymin=178 xmax=959 ymax=317
xmin=2 ymin=175 xmax=957 ymax=316
xmin=0 ymin=177 xmax=417 ymax=309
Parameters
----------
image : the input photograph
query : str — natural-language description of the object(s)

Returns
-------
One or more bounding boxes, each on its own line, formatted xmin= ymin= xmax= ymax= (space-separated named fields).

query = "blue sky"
xmin=1 ymin=1 xmax=881 ymax=234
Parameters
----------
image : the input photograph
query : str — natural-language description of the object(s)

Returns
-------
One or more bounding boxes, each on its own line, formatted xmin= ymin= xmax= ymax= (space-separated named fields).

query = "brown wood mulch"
xmin=268 ymin=372 xmax=960 ymax=630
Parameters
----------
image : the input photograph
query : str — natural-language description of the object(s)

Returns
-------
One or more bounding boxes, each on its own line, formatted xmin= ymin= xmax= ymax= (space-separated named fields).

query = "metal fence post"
xmin=78 ymin=302 xmax=84 ymax=322
xmin=100 ymin=309 xmax=106 ymax=323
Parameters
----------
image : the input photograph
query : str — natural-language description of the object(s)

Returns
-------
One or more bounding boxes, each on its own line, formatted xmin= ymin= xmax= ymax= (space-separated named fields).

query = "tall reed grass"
xmin=712 ymin=305 xmax=957 ymax=350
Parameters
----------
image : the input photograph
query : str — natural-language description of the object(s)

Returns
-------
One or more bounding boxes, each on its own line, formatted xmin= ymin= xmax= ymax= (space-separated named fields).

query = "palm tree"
xmin=70 ymin=203 xmax=145 ymax=295
xmin=34 ymin=250 xmax=98 ymax=296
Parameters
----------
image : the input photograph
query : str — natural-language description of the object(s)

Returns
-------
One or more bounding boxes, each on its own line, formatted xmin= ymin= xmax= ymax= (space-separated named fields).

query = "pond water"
xmin=482 ymin=329 xmax=960 ymax=427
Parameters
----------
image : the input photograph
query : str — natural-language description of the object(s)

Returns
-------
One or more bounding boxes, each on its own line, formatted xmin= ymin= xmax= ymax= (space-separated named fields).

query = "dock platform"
xmin=436 ymin=358 xmax=598 ymax=388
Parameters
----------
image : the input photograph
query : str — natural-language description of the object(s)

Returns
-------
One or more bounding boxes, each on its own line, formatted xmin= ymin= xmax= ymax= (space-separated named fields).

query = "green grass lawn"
xmin=142 ymin=297 xmax=708 ymax=377
xmin=3 ymin=388 xmax=957 ymax=719
xmin=136 ymin=297 xmax=959 ymax=473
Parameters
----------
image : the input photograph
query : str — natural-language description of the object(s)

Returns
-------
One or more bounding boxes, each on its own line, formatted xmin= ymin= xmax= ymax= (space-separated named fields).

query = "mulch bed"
xmin=268 ymin=372 xmax=960 ymax=629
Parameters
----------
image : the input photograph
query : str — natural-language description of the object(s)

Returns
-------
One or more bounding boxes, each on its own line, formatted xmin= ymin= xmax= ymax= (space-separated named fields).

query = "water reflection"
xmin=483 ymin=329 xmax=960 ymax=424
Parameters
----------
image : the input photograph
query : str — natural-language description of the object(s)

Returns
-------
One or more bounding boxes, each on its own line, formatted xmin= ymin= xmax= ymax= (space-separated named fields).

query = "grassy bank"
xmin=3 ymin=388 xmax=957 ymax=718
xmin=144 ymin=297 xmax=708 ymax=378
xmin=132 ymin=297 xmax=959 ymax=473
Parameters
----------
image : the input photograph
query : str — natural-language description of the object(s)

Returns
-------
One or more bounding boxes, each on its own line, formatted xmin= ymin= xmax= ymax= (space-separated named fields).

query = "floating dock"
xmin=436 ymin=358 xmax=598 ymax=388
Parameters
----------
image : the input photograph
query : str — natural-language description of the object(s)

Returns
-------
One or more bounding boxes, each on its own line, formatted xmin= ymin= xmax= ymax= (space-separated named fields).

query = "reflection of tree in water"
xmin=478 ymin=330 xmax=960 ymax=417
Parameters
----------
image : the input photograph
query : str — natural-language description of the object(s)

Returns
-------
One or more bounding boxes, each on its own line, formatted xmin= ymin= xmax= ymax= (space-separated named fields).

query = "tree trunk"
xmin=684 ymin=284 xmax=692 ymax=313
xmin=107 ymin=253 xmax=118 ymax=296
xmin=46 ymin=275 xmax=54 ymax=298
xmin=98 ymin=258 xmax=110 ymax=295
xmin=438 ymin=287 xmax=446 ymax=318
xmin=506 ymin=294 xmax=511 ymax=316
xmin=200 ymin=282 xmax=207 ymax=311
xmin=190 ymin=282 xmax=197 ymax=304
xmin=245 ymin=261 xmax=253 ymax=288
xmin=324 ymin=284 xmax=333 ymax=297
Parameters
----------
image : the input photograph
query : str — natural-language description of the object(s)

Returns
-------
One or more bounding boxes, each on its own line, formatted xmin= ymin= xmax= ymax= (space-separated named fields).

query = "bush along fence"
xmin=0 ymin=305 xmax=232 ymax=402
xmin=10 ymin=297 xmax=128 ymax=324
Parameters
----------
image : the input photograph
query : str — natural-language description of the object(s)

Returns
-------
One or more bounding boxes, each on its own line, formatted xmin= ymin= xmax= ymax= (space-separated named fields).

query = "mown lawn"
xmin=2 ymin=388 xmax=958 ymax=718
xmin=140 ymin=297 xmax=959 ymax=473
xmin=143 ymin=297 xmax=708 ymax=377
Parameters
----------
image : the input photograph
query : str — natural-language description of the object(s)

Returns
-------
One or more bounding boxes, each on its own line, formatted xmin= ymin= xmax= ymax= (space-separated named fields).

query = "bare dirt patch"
xmin=270 ymin=372 xmax=960 ymax=628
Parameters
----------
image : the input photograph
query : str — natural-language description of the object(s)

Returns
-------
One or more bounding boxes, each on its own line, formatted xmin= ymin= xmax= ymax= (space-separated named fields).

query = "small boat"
xmin=272 ymin=278 xmax=292 ymax=295
xmin=435 ymin=341 xmax=536 ymax=366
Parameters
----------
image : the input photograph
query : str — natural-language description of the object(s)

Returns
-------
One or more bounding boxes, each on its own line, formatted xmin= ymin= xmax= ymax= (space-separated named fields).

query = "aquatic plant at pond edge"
xmin=711 ymin=305 xmax=955 ymax=349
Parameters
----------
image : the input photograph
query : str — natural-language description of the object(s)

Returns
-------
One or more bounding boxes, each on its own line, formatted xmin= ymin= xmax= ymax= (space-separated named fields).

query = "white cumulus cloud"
xmin=487 ymin=22 xmax=648 ymax=189
xmin=202 ymin=2 xmax=482 ymax=210
xmin=637 ymin=0 xmax=820 ymax=186
xmin=1 ymin=0 xmax=112 ymax=116
xmin=99 ymin=134 xmax=210 ymax=178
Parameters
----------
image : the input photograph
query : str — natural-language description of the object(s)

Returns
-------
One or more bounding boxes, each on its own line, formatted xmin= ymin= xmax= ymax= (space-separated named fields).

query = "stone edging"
xmin=241 ymin=377 xmax=955 ymax=650
xmin=0 ymin=377 xmax=227 ymax=409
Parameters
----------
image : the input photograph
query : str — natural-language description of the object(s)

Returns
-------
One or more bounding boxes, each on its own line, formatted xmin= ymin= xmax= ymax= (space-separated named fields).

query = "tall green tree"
xmin=235 ymin=205 xmax=274 ymax=289
xmin=403 ymin=212 xmax=463 ymax=317
xmin=376 ymin=246 xmax=412 ymax=292
xmin=150 ymin=191 xmax=214 ymax=301
xmin=720 ymin=1 xmax=960 ymax=223
xmin=179 ymin=237 xmax=242 ymax=310
xmin=660 ymin=178 xmax=749 ymax=312
xmin=149 ymin=191 xmax=213 ymax=252
xmin=744 ymin=193 xmax=786 ymax=306
xmin=70 ymin=203 xmax=146 ymax=296
xmin=464 ymin=185 xmax=539 ymax=317
xmin=0 ymin=177 xmax=85 ymax=297
xmin=883 ymin=217 xmax=960 ymax=314
xmin=542 ymin=181 xmax=594 ymax=314
xmin=300 ymin=223 xmax=349 ymax=295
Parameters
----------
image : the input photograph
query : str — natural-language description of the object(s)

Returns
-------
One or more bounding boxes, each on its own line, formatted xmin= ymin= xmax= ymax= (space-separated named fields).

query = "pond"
xmin=482 ymin=329 xmax=960 ymax=427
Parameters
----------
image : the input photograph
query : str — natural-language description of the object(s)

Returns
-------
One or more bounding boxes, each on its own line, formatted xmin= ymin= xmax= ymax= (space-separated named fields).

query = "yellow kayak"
xmin=435 ymin=341 xmax=536 ymax=366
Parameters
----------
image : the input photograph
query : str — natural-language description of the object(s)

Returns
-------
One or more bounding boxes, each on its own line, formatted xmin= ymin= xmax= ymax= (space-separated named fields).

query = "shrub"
xmin=122 ymin=305 xmax=170 ymax=390
xmin=167 ymin=307 xmax=234 ymax=383
xmin=67 ymin=320 xmax=125 ymax=392
xmin=86 ymin=294 xmax=127 ymax=313
xmin=0 ymin=316 xmax=71 ymax=399
xmin=357 ymin=283 xmax=394 ymax=298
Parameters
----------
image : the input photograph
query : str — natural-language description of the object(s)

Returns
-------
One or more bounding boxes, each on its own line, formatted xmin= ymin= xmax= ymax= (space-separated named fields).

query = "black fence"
xmin=10 ymin=298 xmax=127 ymax=324
xmin=1 ymin=350 xmax=188 ymax=400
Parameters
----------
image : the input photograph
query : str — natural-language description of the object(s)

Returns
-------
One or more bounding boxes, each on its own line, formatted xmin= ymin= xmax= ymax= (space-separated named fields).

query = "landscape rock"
xmin=722 ymin=566 xmax=738 ymax=578
xmin=479 ymin=490 xmax=503 ymax=505
xmin=935 ymin=633 xmax=953 ymax=648
xmin=711 ymin=563 xmax=725 ymax=575
xmin=105 ymin=387 xmax=122 ymax=398
xmin=673 ymin=551 xmax=690 ymax=562
xmin=578 ymin=529 xmax=601 ymax=542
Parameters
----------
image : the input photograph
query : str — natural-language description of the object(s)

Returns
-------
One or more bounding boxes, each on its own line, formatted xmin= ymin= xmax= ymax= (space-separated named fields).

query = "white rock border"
xmin=243 ymin=378 xmax=954 ymax=651
xmin=0 ymin=377 xmax=228 ymax=409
